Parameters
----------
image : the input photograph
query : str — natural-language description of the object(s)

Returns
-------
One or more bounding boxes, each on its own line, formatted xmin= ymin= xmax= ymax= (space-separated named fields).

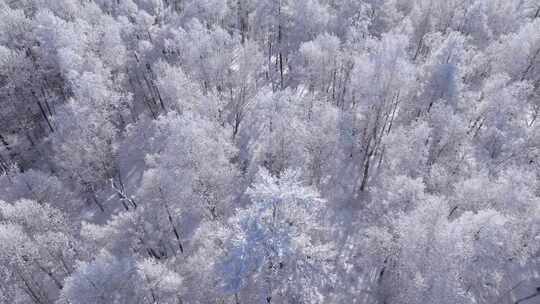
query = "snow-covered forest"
xmin=0 ymin=0 xmax=539 ymax=303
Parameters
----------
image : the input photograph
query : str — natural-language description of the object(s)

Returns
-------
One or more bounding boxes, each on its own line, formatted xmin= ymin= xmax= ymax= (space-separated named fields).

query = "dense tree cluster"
xmin=0 ymin=0 xmax=539 ymax=303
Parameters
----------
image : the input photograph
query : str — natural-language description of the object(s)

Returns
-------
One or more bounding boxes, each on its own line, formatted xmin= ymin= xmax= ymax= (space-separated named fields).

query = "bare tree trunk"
xmin=159 ymin=187 xmax=184 ymax=254
xmin=278 ymin=0 xmax=284 ymax=90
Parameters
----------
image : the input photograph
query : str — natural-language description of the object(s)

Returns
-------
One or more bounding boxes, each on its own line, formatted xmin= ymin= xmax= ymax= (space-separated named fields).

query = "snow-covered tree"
xmin=219 ymin=168 xmax=333 ymax=303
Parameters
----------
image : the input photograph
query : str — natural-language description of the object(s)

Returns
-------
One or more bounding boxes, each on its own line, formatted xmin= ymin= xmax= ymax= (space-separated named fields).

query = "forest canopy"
xmin=0 ymin=0 xmax=539 ymax=303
